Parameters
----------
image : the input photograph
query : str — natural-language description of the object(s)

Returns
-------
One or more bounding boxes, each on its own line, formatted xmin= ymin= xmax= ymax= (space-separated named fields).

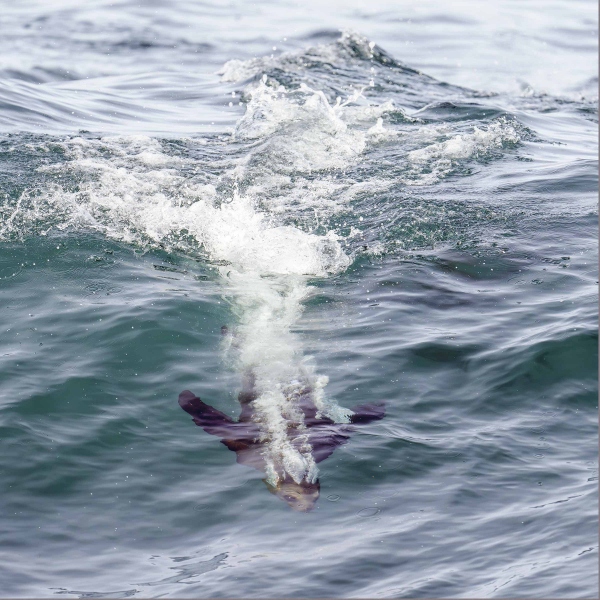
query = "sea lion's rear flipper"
xmin=349 ymin=403 xmax=386 ymax=424
xmin=178 ymin=390 xmax=236 ymax=437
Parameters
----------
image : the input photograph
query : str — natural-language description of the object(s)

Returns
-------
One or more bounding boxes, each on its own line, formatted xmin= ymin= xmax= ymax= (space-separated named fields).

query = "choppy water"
xmin=0 ymin=1 xmax=597 ymax=598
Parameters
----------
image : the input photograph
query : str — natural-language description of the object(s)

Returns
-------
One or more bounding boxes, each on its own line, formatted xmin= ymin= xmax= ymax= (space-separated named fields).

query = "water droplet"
xmin=326 ymin=494 xmax=340 ymax=502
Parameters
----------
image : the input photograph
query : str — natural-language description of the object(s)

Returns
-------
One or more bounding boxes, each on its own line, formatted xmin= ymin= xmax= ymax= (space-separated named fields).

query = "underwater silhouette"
xmin=178 ymin=379 xmax=385 ymax=512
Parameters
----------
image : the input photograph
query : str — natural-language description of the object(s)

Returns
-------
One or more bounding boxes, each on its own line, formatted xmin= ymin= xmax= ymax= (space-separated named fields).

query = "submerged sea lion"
xmin=178 ymin=381 xmax=384 ymax=512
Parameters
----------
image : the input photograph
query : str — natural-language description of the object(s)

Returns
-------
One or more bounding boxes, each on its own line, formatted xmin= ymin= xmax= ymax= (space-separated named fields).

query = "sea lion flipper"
xmin=178 ymin=390 xmax=236 ymax=437
xmin=349 ymin=403 xmax=386 ymax=424
xmin=221 ymin=438 xmax=266 ymax=471
xmin=220 ymin=438 xmax=249 ymax=452
xmin=310 ymin=428 xmax=350 ymax=463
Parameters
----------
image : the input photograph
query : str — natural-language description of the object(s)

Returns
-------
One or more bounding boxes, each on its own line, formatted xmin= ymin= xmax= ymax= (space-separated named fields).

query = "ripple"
xmin=357 ymin=507 xmax=381 ymax=518
xmin=52 ymin=589 xmax=138 ymax=598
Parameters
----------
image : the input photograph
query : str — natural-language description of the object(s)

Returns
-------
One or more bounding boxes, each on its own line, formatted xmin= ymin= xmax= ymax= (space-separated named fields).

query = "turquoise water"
xmin=0 ymin=1 xmax=597 ymax=597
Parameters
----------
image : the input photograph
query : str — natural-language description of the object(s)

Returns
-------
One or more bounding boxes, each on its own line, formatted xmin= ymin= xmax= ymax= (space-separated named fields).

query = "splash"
xmin=0 ymin=32 xmax=523 ymax=484
xmin=2 ymin=74 xmax=389 ymax=485
xmin=405 ymin=119 xmax=521 ymax=184
xmin=219 ymin=31 xmax=390 ymax=84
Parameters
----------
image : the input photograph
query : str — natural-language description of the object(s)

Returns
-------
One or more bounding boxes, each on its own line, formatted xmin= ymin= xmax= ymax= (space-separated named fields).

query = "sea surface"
xmin=0 ymin=1 xmax=597 ymax=598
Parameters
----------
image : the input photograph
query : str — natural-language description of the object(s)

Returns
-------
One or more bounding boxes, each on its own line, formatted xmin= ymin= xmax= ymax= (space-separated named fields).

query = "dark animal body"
xmin=178 ymin=382 xmax=384 ymax=511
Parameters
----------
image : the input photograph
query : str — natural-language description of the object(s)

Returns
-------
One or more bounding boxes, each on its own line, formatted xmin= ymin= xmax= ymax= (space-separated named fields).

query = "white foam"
xmin=233 ymin=81 xmax=374 ymax=174
xmin=405 ymin=119 xmax=520 ymax=184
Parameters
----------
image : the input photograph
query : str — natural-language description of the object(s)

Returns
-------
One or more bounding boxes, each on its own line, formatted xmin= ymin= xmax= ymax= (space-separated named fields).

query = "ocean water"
xmin=0 ymin=1 xmax=597 ymax=598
